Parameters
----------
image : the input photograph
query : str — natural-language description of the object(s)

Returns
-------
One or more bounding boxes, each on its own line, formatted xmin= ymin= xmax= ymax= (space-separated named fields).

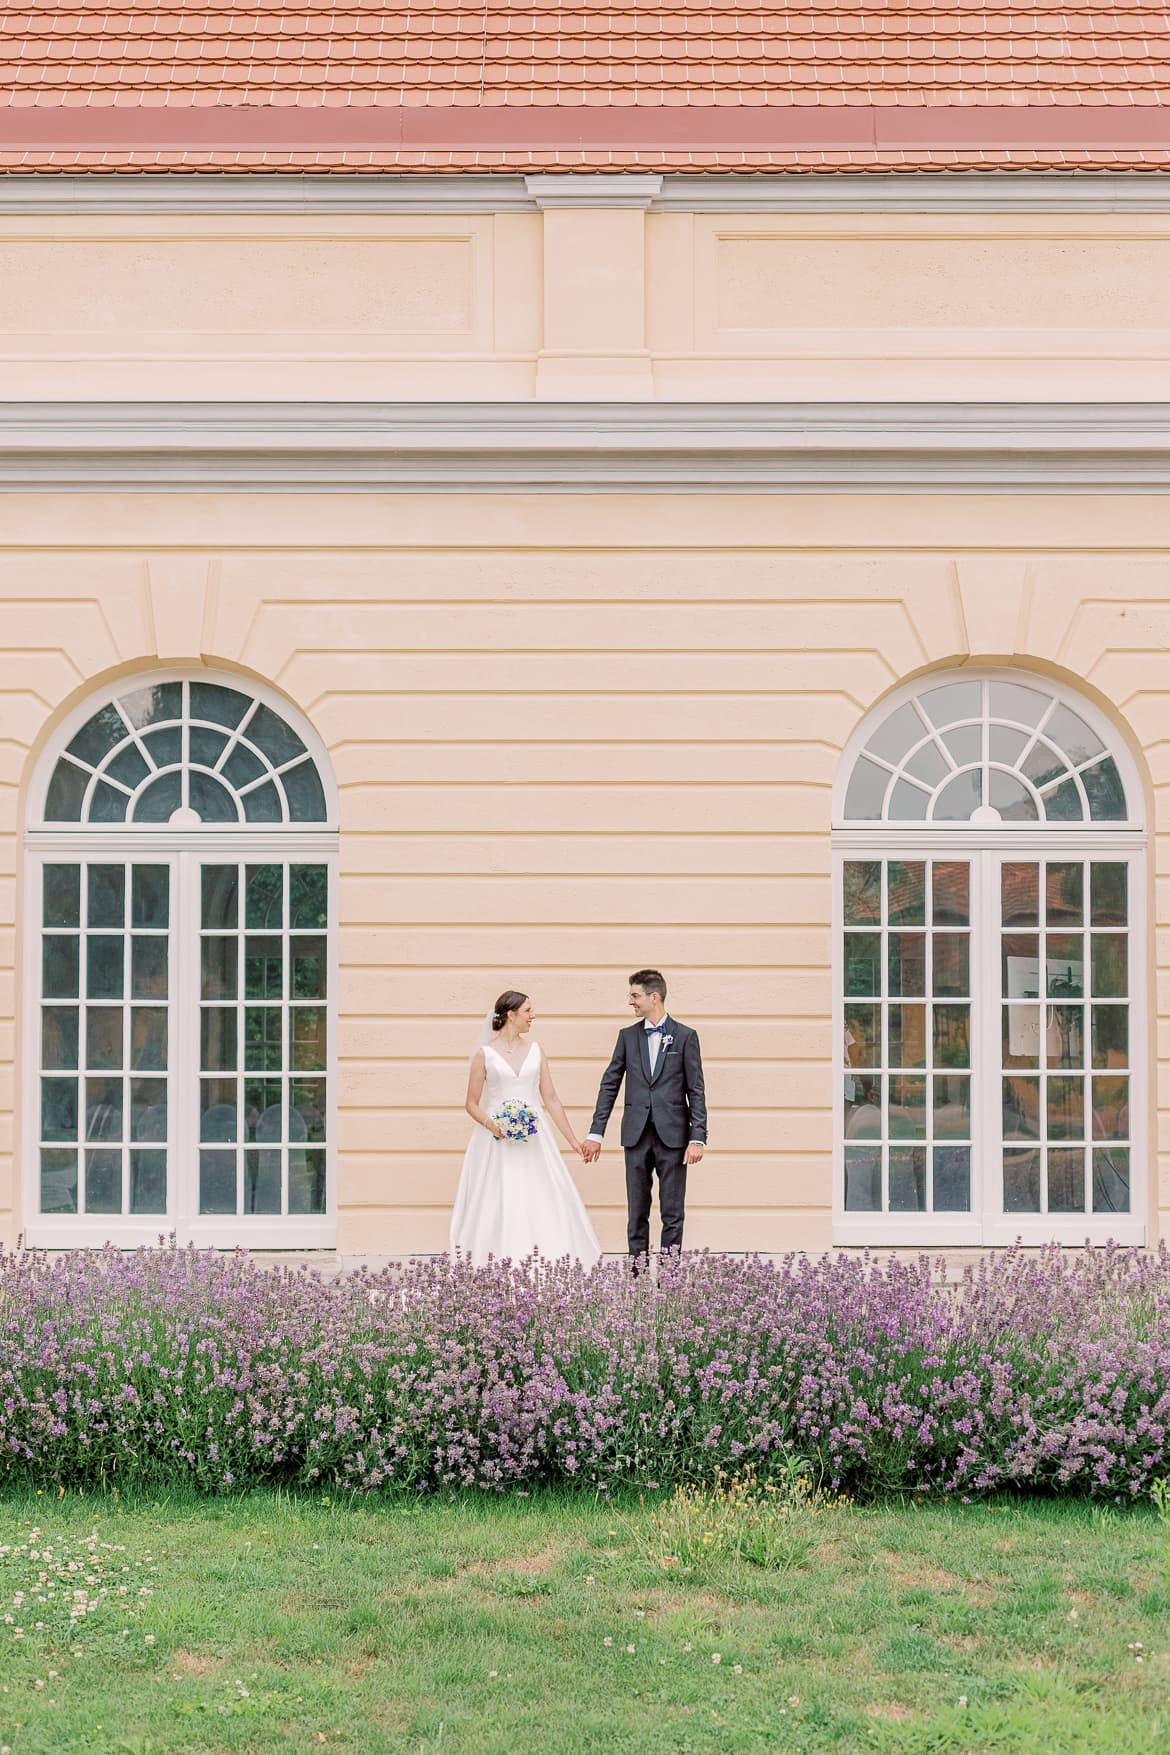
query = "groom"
xmin=582 ymin=970 xmax=707 ymax=1259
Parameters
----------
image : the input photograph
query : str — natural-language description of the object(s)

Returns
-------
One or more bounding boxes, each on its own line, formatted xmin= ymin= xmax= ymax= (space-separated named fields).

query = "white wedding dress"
xmin=450 ymin=1040 xmax=602 ymax=1268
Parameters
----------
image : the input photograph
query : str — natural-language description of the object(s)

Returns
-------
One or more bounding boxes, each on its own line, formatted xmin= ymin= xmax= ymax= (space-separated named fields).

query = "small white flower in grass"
xmin=34 ymin=1678 xmax=45 ymax=1689
xmin=788 ymin=1696 xmax=800 ymax=1707
xmin=585 ymin=1576 xmax=594 ymax=1585
xmin=626 ymin=1644 xmax=636 ymax=1654
xmin=145 ymin=1636 xmax=155 ymax=1646
xmin=733 ymin=1665 xmax=743 ymax=1675
xmin=958 ymin=1695 xmax=968 ymax=1708
xmin=488 ymin=1671 xmax=498 ymax=1679
xmin=1129 ymin=1642 xmax=1145 ymax=1651
xmin=603 ymin=1637 xmax=613 ymax=1647
xmin=711 ymin=1653 xmax=721 ymax=1665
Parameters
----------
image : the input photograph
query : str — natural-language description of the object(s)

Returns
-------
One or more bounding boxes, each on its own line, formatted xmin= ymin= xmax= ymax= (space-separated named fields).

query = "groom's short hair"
xmin=629 ymin=968 xmax=667 ymax=1000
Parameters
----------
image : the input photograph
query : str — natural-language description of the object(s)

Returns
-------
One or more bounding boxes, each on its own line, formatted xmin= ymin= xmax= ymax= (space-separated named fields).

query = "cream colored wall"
xmin=2 ymin=207 xmax=1169 ymax=400
xmin=0 ymin=492 xmax=1169 ymax=1256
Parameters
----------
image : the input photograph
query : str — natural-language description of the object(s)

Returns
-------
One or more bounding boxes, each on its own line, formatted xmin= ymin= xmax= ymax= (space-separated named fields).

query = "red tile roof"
xmin=3 ymin=4 xmax=1170 ymax=174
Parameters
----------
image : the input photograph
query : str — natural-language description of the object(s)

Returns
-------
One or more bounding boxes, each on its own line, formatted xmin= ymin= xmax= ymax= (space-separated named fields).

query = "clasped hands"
xmin=579 ymin=1139 xmax=704 ymax=1167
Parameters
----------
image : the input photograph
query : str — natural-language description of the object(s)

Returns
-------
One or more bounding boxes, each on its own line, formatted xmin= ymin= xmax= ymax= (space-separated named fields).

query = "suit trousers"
xmin=625 ymin=1121 xmax=687 ymax=1257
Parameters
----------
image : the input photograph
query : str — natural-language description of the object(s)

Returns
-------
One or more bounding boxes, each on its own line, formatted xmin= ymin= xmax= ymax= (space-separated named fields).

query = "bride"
xmin=450 ymin=989 xmax=602 ymax=1268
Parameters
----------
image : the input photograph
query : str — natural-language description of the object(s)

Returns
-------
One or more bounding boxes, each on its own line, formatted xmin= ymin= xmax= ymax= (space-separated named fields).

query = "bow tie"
xmin=646 ymin=1024 xmax=664 ymax=1035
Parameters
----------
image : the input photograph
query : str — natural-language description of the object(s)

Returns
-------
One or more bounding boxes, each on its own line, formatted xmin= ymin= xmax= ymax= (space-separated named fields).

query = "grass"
xmin=0 ymin=1484 xmax=1167 ymax=1753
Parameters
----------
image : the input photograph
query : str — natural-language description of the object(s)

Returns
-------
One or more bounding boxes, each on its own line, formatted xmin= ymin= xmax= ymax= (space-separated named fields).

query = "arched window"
xmin=25 ymin=674 xmax=337 ymax=1249
xmin=834 ymin=671 xmax=1145 ymax=1247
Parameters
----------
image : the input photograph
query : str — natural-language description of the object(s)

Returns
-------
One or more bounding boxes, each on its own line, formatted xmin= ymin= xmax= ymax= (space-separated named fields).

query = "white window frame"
xmin=23 ymin=671 xmax=339 ymax=1249
xmin=833 ymin=671 xmax=1147 ymax=1249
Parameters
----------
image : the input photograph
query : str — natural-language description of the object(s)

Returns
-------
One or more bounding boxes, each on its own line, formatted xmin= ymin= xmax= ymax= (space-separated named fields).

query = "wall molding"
xmin=1 ymin=171 xmax=1170 ymax=217
xmin=3 ymin=401 xmax=1170 ymax=493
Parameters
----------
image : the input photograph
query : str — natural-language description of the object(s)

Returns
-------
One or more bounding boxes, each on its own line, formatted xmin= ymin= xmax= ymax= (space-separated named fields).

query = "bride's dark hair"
xmin=492 ymin=990 xmax=528 ymax=1031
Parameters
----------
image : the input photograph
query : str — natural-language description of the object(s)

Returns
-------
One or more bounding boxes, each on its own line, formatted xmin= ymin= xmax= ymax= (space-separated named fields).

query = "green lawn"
xmin=0 ymin=1485 xmax=1167 ymax=1753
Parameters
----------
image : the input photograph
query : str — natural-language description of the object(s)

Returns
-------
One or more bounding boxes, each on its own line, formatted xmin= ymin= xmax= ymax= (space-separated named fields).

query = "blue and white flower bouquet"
xmin=492 ymin=1099 xmax=539 ymax=1142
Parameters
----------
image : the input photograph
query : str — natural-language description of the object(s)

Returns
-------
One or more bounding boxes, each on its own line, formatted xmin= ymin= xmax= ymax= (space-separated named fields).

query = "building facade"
xmin=3 ymin=7 xmax=1170 ymax=1255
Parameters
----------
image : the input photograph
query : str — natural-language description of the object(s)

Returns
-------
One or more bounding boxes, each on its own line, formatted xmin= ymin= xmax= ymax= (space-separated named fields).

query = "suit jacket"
xmin=589 ymin=1017 xmax=708 ymax=1151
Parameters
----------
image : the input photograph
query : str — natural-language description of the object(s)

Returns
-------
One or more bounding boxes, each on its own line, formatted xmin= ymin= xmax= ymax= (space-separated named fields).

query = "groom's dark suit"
xmin=588 ymin=1016 xmax=707 ymax=1257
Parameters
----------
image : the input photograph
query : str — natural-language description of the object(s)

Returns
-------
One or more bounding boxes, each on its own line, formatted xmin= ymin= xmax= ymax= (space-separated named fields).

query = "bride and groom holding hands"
xmin=451 ymin=970 xmax=708 ymax=1268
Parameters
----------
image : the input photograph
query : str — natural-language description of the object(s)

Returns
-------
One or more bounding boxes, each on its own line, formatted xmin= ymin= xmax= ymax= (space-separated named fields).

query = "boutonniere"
xmin=661 ymin=1034 xmax=674 ymax=1051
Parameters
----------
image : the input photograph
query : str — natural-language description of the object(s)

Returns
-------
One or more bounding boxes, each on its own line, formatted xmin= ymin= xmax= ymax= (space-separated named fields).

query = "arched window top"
xmin=37 ymin=676 xmax=335 ymax=829
xmin=838 ymin=673 xmax=1140 ymax=830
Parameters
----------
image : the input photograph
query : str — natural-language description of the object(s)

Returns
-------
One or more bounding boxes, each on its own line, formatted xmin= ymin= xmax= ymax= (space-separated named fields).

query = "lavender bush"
xmin=1 ymin=1243 xmax=1168 ymax=1499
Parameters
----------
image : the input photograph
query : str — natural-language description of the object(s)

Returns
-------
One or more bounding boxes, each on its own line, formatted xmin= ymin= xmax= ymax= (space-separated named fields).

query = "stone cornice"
xmin=3 ymin=401 xmax=1170 ymax=493
xmin=1 ymin=171 xmax=1170 ymax=217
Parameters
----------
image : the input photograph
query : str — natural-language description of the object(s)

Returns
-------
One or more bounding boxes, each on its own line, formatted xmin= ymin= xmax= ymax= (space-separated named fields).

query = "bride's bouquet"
xmin=492 ymin=1099 xmax=539 ymax=1142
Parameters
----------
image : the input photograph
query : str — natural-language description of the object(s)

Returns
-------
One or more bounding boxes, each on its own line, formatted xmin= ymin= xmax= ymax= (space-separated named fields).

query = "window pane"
xmin=283 ymin=760 xmax=328 ymax=823
xmin=41 ymin=1147 xmax=77 ymax=1213
xmin=941 ymin=726 xmax=981 ymax=767
xmin=190 ymin=682 xmax=251 ymax=729
xmin=1090 ymin=863 xmax=1128 ymax=928
xmin=199 ymin=1149 xmax=237 ymax=1215
xmin=43 ymin=936 xmax=79 ymax=1000
xmin=87 ymin=937 xmax=124 ymax=1002
xmin=1047 ymin=1076 xmax=1085 ymax=1141
xmin=1003 ymin=1075 xmax=1040 ymax=1141
xmin=121 ymin=681 xmax=182 ymax=730
xmin=129 ymin=1150 xmax=168 ymax=1215
xmin=245 ymin=936 xmax=284 ymax=1000
xmin=41 ymin=1076 xmax=78 ymax=1142
xmin=290 ymin=1078 xmax=326 ymax=1143
xmin=200 ymin=1080 xmax=237 ymax=1143
xmin=932 ymin=863 xmax=969 ymax=927
xmin=188 ymin=770 xmax=238 ymax=824
xmin=843 ymin=862 xmax=881 ymax=925
xmin=201 ymin=1008 xmax=238 ymax=1073
xmin=107 ymin=743 xmax=150 ymax=789
xmin=243 ymin=781 xmax=283 ymax=823
xmin=244 ymin=1150 xmax=282 ymax=1215
xmin=1045 ymin=778 xmax=1084 ymax=822
xmin=85 ymin=1008 xmax=123 ymax=1072
xmin=934 ymin=769 xmax=982 ymax=820
xmin=1045 ymin=863 xmax=1083 ymax=927
xmin=843 ymin=1145 xmax=881 ymax=1211
xmin=844 ymin=933 xmax=881 ymax=998
xmin=246 ymin=865 xmax=284 ymax=929
xmin=85 ymin=1148 xmax=122 ymax=1215
xmin=289 ymin=865 xmax=329 ymax=930
xmin=845 ymin=1074 xmax=882 ymax=1140
xmin=201 ymin=937 xmax=237 ymax=1000
xmin=43 ymin=864 xmax=81 ymax=928
xmin=1002 ymin=934 xmax=1039 ymax=1000
xmin=289 ymin=1149 xmax=327 ymax=1216
xmin=889 ymin=779 xmax=929 ymax=821
xmin=45 ymin=759 xmax=88 ymax=822
xmin=247 ymin=702 xmax=307 ymax=767
xmin=932 ymin=1005 xmax=969 ymax=1069
xmin=1091 ymin=935 xmax=1127 ymax=998
xmin=889 ymin=1075 xmax=926 ymax=1140
xmin=42 ymin=1007 xmax=79 ymax=1071
xmin=246 ymin=1081 xmax=285 ymax=1142
xmin=1004 ymin=1148 xmax=1042 ymax=1213
xmin=1046 ymin=937 xmax=1084 ymax=1001
xmin=889 ymin=1003 xmax=926 ymax=1069
xmin=142 ymin=725 xmax=182 ymax=768
xmin=131 ymin=936 xmax=168 ymax=1000
xmin=888 ymin=933 xmax=925 ymax=998
xmin=67 ymin=702 xmax=126 ymax=766
xmin=87 ymin=865 xmax=125 ymax=929
xmin=291 ymin=1006 xmax=327 ymax=1072
xmin=291 ymin=937 xmax=327 ymax=1000
xmin=1048 ymin=1149 xmax=1085 ymax=1214
xmin=131 ymin=865 xmax=169 ymax=928
xmin=130 ymin=1079 xmax=168 ymax=1143
xmin=202 ymin=865 xmax=239 ymax=930
xmin=130 ymin=1008 xmax=168 ymax=1072
xmin=189 ymin=725 xmax=229 ymax=768
xmin=1001 ymin=864 xmax=1038 ymax=929
xmin=245 ymin=1007 xmax=282 ymax=1072
xmin=1091 ymin=1006 xmax=1128 ymax=1070
xmin=933 ymin=1075 xmax=970 ymax=1141
xmin=133 ymin=771 xmax=182 ymax=824
xmin=844 ymin=1004 xmax=879 ymax=1070
xmin=222 ymin=743 xmax=265 ymax=791
xmin=1045 ymin=1006 xmax=1084 ymax=1070
xmin=1002 ymin=1006 xmax=1039 ymax=1069
xmin=933 ymin=1146 xmax=970 ymax=1213
xmin=989 ymin=771 xmax=1037 ymax=822
xmin=888 ymin=1147 xmax=927 ymax=1212
xmin=1091 ymin=1075 xmax=1129 ymax=1142
xmin=932 ymin=935 xmax=969 ymax=998
xmin=90 ymin=781 xmax=129 ymax=824
xmin=887 ymin=862 xmax=925 ymax=927
xmin=1093 ymin=1147 xmax=1130 ymax=1214
xmin=1081 ymin=756 xmax=1127 ymax=822
xmin=84 ymin=1077 xmax=123 ymax=1142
